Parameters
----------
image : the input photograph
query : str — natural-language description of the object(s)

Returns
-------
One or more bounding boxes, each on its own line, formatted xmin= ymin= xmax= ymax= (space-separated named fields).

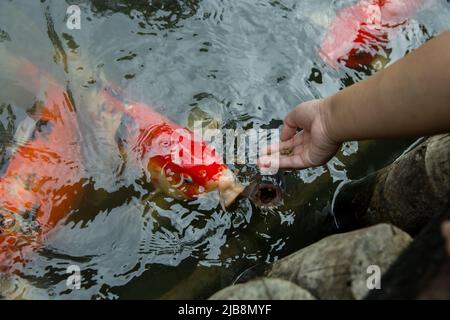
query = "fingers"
xmin=280 ymin=117 xmax=297 ymax=142
xmin=280 ymin=122 xmax=297 ymax=142
xmin=278 ymin=153 xmax=309 ymax=169
xmin=258 ymin=151 xmax=309 ymax=171
xmin=259 ymin=100 xmax=320 ymax=171
xmin=258 ymin=132 xmax=308 ymax=171
xmin=258 ymin=145 xmax=312 ymax=171
xmin=280 ymin=100 xmax=316 ymax=141
xmin=260 ymin=132 xmax=305 ymax=156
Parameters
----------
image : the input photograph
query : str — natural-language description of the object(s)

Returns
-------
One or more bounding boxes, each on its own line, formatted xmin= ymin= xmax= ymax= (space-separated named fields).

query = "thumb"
xmin=281 ymin=100 xmax=319 ymax=141
xmin=280 ymin=110 xmax=298 ymax=141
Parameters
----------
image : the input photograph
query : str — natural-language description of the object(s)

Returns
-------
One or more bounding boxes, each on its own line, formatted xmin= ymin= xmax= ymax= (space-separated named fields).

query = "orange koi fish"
xmin=0 ymin=59 xmax=85 ymax=271
xmin=100 ymin=89 xmax=244 ymax=207
xmin=0 ymin=58 xmax=243 ymax=271
xmin=320 ymin=0 xmax=428 ymax=69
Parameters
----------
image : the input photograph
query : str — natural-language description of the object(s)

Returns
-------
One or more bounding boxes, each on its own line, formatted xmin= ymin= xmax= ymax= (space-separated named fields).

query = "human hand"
xmin=258 ymin=98 xmax=341 ymax=171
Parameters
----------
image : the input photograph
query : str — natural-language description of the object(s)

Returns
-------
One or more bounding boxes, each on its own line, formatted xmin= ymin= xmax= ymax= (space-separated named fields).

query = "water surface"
xmin=0 ymin=0 xmax=449 ymax=299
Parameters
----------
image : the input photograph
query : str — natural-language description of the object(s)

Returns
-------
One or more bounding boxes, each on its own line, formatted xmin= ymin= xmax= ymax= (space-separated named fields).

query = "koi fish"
xmin=100 ymin=89 xmax=244 ymax=208
xmin=320 ymin=0 xmax=428 ymax=69
xmin=0 ymin=57 xmax=244 ymax=272
xmin=0 ymin=58 xmax=85 ymax=271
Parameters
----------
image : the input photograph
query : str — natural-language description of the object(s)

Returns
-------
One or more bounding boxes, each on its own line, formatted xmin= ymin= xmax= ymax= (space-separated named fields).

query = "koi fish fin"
xmin=10 ymin=116 xmax=38 ymax=153
xmin=141 ymin=189 xmax=163 ymax=205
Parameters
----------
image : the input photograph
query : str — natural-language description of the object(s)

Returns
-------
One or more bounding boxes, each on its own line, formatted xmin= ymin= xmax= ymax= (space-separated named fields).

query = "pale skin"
xmin=258 ymin=29 xmax=450 ymax=170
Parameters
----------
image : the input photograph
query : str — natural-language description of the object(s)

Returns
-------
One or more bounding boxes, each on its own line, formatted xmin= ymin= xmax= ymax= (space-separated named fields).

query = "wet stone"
xmin=267 ymin=223 xmax=412 ymax=299
xmin=209 ymin=278 xmax=316 ymax=300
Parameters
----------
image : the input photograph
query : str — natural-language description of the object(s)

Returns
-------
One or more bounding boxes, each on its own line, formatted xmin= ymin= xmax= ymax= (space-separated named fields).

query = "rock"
xmin=333 ymin=134 xmax=450 ymax=235
xmin=209 ymin=278 xmax=316 ymax=300
xmin=367 ymin=210 xmax=450 ymax=300
xmin=159 ymin=140 xmax=415 ymax=300
xmin=267 ymin=223 xmax=412 ymax=299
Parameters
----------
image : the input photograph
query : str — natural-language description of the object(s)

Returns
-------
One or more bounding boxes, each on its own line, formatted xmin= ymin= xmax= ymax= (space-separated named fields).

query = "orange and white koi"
xmin=0 ymin=57 xmax=243 ymax=271
xmin=320 ymin=0 xmax=428 ymax=69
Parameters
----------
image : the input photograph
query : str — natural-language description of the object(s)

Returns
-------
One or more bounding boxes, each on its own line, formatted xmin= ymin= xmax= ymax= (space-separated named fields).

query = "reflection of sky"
xmin=1 ymin=0 xmax=450 ymax=299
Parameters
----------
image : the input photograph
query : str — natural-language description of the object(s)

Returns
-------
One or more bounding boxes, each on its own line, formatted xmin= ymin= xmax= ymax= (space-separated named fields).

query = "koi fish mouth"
xmin=242 ymin=174 xmax=284 ymax=209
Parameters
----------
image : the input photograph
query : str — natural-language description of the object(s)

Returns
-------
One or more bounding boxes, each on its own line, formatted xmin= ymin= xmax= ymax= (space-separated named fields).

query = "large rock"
xmin=333 ymin=134 xmax=450 ymax=234
xmin=267 ymin=223 xmax=412 ymax=299
xmin=209 ymin=278 xmax=316 ymax=300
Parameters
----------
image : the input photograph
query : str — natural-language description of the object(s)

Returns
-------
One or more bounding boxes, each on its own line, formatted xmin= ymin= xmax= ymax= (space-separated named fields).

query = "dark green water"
xmin=0 ymin=0 xmax=449 ymax=299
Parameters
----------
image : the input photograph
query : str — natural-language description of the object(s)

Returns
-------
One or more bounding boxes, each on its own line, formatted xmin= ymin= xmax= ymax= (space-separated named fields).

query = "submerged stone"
xmin=209 ymin=278 xmax=316 ymax=300
xmin=187 ymin=106 xmax=220 ymax=131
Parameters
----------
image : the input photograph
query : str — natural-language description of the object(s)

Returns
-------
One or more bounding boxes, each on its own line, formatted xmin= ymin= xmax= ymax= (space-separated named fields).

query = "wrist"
xmin=319 ymin=96 xmax=341 ymax=145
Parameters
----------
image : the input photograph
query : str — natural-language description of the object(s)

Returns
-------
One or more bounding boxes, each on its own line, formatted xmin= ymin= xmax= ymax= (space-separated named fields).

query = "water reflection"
xmin=0 ymin=0 xmax=449 ymax=299
xmin=88 ymin=0 xmax=200 ymax=31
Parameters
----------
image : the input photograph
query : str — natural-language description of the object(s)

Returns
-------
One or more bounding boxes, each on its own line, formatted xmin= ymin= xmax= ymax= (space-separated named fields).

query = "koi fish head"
xmin=138 ymin=124 xmax=244 ymax=208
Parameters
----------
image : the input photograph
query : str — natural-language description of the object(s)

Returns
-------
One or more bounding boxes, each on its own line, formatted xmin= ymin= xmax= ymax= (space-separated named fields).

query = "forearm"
xmin=325 ymin=30 xmax=450 ymax=143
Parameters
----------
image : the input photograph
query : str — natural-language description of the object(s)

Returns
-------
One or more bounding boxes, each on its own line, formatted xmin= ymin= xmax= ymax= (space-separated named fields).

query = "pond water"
xmin=0 ymin=0 xmax=449 ymax=299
